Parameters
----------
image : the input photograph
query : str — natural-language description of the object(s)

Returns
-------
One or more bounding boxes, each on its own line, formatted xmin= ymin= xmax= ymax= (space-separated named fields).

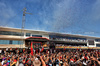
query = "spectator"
xmin=0 ymin=48 xmax=100 ymax=66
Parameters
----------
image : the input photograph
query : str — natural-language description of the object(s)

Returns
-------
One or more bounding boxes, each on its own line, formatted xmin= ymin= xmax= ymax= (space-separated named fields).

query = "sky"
xmin=0 ymin=0 xmax=100 ymax=37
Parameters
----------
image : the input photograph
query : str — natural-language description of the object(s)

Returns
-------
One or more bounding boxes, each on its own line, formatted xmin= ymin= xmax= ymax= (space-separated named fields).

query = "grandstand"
xmin=0 ymin=27 xmax=100 ymax=49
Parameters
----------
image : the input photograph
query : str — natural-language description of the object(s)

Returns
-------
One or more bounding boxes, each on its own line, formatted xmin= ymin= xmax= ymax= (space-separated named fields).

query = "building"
xmin=0 ymin=27 xmax=100 ymax=49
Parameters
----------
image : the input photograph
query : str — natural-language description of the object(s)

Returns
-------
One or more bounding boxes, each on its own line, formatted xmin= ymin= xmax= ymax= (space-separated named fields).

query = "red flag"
xmin=41 ymin=47 xmax=44 ymax=52
xmin=36 ymin=49 xmax=38 ymax=53
xmin=31 ymin=42 xmax=33 ymax=55
xmin=64 ymin=48 xmax=65 ymax=51
xmin=77 ymin=48 xmax=79 ymax=51
xmin=46 ymin=50 xmax=48 ymax=53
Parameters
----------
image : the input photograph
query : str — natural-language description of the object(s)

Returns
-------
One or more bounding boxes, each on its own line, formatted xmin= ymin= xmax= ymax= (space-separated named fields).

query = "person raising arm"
xmin=40 ymin=56 xmax=46 ymax=66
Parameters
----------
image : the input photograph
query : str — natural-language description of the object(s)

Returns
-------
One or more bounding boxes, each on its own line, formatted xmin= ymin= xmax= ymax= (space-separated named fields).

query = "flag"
xmin=41 ymin=47 xmax=44 ymax=52
xmin=64 ymin=48 xmax=65 ymax=51
xmin=46 ymin=50 xmax=48 ymax=53
xmin=31 ymin=42 xmax=33 ymax=55
xmin=77 ymin=48 xmax=79 ymax=51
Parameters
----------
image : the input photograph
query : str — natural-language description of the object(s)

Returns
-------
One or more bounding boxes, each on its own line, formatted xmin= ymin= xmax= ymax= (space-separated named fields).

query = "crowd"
xmin=0 ymin=48 xmax=100 ymax=66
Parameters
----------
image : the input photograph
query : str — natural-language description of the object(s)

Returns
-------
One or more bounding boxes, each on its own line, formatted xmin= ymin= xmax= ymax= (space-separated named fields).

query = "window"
xmin=18 ymin=41 xmax=22 ymax=44
xmin=13 ymin=40 xmax=23 ymax=44
xmin=26 ymin=33 xmax=31 ymax=37
xmin=32 ymin=35 xmax=42 ymax=37
xmin=95 ymin=39 xmax=100 ymax=42
xmin=0 ymin=40 xmax=9 ymax=44
xmin=0 ymin=40 xmax=23 ymax=44
xmin=96 ymin=44 xmax=100 ymax=47
xmin=13 ymin=41 xmax=18 ymax=44
xmin=9 ymin=40 xmax=12 ymax=44
xmin=0 ymin=31 xmax=24 ymax=36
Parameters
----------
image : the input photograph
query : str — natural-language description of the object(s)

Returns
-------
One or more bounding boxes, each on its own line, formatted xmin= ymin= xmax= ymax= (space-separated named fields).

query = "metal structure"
xmin=21 ymin=8 xmax=32 ymax=48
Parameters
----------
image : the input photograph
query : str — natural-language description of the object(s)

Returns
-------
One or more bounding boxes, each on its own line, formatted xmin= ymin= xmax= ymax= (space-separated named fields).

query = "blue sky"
xmin=0 ymin=0 xmax=100 ymax=37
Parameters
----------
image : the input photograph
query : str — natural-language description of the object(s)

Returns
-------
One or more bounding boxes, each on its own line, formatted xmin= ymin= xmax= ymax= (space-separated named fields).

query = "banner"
xmin=31 ymin=42 xmax=33 ymax=55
